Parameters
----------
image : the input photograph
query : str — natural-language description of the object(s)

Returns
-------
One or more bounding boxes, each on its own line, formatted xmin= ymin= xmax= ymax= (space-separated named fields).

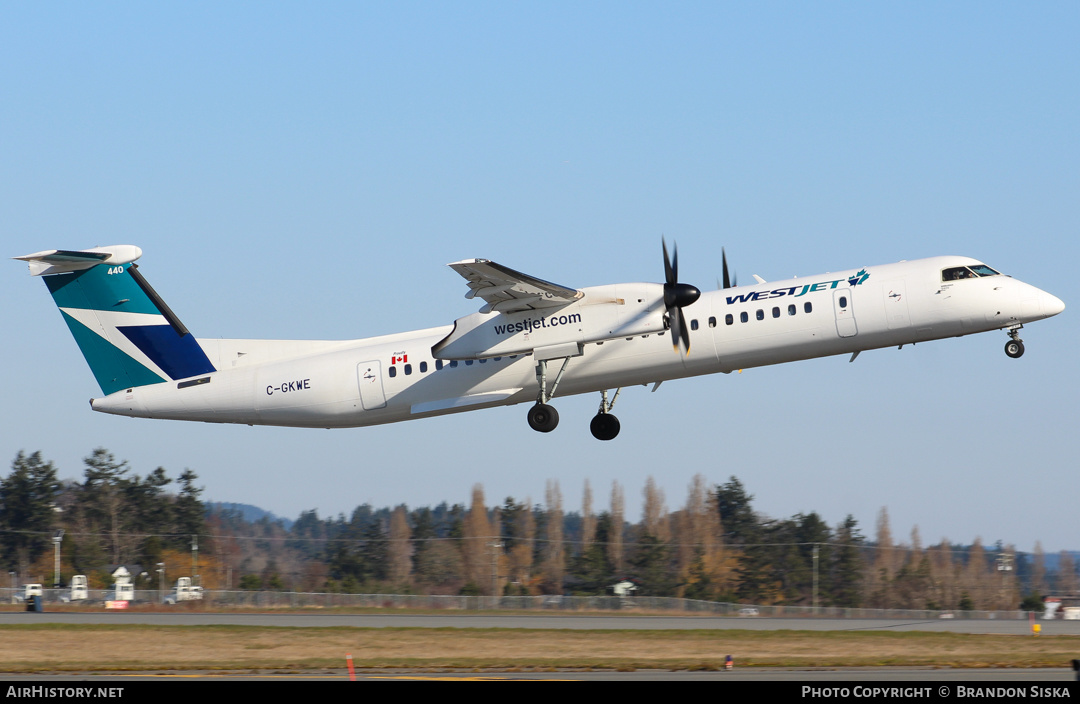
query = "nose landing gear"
xmin=1005 ymin=326 xmax=1025 ymax=358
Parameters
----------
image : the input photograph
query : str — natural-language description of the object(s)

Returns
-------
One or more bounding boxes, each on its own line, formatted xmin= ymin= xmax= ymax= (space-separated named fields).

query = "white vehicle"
xmin=111 ymin=582 xmax=134 ymax=602
xmin=164 ymin=577 xmax=204 ymax=604
xmin=14 ymin=243 xmax=1064 ymax=440
xmin=70 ymin=575 xmax=88 ymax=601
xmin=60 ymin=575 xmax=88 ymax=603
xmin=738 ymin=607 xmax=760 ymax=617
xmin=18 ymin=584 xmax=43 ymax=602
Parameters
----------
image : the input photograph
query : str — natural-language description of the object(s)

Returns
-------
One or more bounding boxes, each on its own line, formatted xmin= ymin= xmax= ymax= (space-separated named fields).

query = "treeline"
xmin=2 ymin=450 xmax=1076 ymax=609
xmin=0 ymin=449 xmax=206 ymax=588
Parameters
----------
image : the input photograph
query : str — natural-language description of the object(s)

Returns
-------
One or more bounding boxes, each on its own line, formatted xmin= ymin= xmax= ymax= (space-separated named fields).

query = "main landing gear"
xmin=527 ymin=403 xmax=559 ymax=433
xmin=1004 ymin=326 xmax=1025 ymax=359
xmin=527 ymin=357 xmax=570 ymax=433
xmin=590 ymin=388 xmax=621 ymax=441
xmin=527 ymin=357 xmax=622 ymax=439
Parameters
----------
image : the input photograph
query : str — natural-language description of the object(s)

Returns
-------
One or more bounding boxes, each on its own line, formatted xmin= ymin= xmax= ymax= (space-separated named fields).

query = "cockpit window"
xmin=942 ymin=264 xmax=1001 ymax=281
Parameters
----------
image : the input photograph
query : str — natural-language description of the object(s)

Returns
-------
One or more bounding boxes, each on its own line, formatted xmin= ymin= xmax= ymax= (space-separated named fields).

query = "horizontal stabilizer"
xmin=14 ymin=245 xmax=143 ymax=277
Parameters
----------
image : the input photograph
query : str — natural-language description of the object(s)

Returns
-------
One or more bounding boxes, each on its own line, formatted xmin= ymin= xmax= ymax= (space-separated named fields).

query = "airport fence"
xmin=0 ymin=587 xmax=1036 ymax=619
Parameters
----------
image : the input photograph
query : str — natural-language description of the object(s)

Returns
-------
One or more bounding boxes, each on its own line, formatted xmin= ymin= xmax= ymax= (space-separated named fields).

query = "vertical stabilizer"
xmin=15 ymin=246 xmax=215 ymax=395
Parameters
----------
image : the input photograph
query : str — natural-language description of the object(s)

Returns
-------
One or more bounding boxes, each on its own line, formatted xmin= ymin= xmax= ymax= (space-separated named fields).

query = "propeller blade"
xmin=668 ymin=307 xmax=683 ymax=353
xmin=677 ymin=307 xmax=691 ymax=353
xmin=722 ymin=248 xmax=731 ymax=290
xmin=663 ymin=239 xmax=676 ymax=286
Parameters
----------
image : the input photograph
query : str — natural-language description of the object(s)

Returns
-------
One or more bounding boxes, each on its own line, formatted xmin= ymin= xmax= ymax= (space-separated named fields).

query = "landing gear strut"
xmin=1005 ymin=326 xmax=1025 ymax=359
xmin=527 ymin=357 xmax=571 ymax=433
xmin=590 ymin=388 xmax=622 ymax=441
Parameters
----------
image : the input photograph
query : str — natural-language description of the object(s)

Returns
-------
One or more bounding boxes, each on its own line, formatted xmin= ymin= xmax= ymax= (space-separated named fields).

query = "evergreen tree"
xmin=714 ymin=476 xmax=757 ymax=545
xmin=629 ymin=533 xmax=674 ymax=596
xmin=172 ymin=469 xmax=206 ymax=546
xmin=829 ymin=515 xmax=864 ymax=608
xmin=0 ymin=451 xmax=61 ymax=572
xmin=573 ymin=512 xmax=615 ymax=593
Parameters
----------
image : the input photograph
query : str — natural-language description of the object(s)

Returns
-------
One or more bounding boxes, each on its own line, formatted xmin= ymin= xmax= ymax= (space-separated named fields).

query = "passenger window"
xmin=726 ymin=314 xmax=734 ymax=326
xmin=691 ymin=319 xmax=699 ymax=331
xmin=804 ymin=302 xmax=812 ymax=314
xmin=709 ymin=317 xmax=716 ymax=328
xmin=740 ymin=311 xmax=748 ymax=323
xmin=388 ymin=367 xmax=397 ymax=378
xmin=839 ymin=296 xmax=848 ymax=308
xmin=788 ymin=304 xmax=796 ymax=316
xmin=479 ymin=358 xmax=486 ymax=363
xmin=435 ymin=360 xmax=443 ymax=371
xmin=756 ymin=309 xmax=764 ymax=321
xmin=450 ymin=360 xmax=459 ymax=368
xmin=404 ymin=364 xmax=412 ymax=375
xmin=772 ymin=307 xmax=780 ymax=318
xmin=465 ymin=360 xmax=474 ymax=366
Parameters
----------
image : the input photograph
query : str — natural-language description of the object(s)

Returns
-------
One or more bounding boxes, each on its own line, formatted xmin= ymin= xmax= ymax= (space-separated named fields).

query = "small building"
xmin=108 ymin=565 xmax=143 ymax=602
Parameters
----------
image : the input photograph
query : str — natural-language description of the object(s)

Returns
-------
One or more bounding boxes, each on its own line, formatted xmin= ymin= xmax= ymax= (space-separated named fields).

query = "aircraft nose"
xmin=1041 ymin=291 xmax=1065 ymax=317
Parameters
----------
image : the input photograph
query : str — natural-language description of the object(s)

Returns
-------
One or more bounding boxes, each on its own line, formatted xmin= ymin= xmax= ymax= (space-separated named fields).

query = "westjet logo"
xmin=494 ymin=313 xmax=582 ymax=336
xmin=725 ymin=270 xmax=871 ymax=305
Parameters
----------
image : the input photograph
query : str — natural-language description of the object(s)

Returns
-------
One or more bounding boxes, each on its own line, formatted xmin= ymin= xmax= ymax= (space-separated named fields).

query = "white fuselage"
xmin=90 ymin=256 xmax=1064 ymax=428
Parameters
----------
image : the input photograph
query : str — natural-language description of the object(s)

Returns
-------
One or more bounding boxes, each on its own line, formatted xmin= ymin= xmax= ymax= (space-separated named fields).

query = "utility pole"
xmin=812 ymin=543 xmax=820 ymax=613
xmin=488 ymin=541 xmax=504 ymax=598
xmin=191 ymin=535 xmax=199 ymax=586
xmin=52 ymin=530 xmax=65 ymax=590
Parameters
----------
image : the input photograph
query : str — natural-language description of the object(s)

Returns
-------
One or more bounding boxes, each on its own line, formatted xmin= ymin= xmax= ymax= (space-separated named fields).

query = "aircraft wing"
xmin=448 ymin=259 xmax=583 ymax=313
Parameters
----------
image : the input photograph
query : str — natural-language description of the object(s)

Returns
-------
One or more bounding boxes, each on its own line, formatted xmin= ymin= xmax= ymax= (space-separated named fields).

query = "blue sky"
xmin=3 ymin=3 xmax=1077 ymax=552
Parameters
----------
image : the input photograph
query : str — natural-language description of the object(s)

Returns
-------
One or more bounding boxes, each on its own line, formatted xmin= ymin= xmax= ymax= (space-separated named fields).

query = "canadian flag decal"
xmin=390 ymin=354 xmax=408 ymax=365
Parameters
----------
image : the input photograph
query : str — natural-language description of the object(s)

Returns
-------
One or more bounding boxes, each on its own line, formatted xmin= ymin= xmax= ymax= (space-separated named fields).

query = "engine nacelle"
xmin=432 ymin=283 xmax=666 ymax=360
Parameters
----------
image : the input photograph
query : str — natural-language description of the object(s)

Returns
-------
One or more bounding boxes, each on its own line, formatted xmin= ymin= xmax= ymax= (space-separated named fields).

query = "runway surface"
xmin=3 ymin=611 xmax=1080 ymax=635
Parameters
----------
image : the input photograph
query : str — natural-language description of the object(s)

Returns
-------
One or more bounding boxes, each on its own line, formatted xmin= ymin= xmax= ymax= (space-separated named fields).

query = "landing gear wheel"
xmin=528 ymin=404 xmax=559 ymax=433
xmin=1005 ymin=339 xmax=1025 ymax=358
xmin=590 ymin=413 xmax=621 ymax=441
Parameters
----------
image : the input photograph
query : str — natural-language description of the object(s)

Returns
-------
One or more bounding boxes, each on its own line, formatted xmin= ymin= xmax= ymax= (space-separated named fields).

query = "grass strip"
xmin=0 ymin=624 xmax=1077 ymax=673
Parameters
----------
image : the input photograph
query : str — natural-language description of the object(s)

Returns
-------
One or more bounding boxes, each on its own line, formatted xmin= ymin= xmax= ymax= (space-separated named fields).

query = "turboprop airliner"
xmin=15 ymin=243 xmax=1065 ymax=440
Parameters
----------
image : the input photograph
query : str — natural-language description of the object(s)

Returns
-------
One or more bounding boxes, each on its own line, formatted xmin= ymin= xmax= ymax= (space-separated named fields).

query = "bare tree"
xmin=642 ymin=476 xmax=669 ymax=541
xmin=462 ymin=485 xmax=492 ymax=593
xmin=507 ymin=497 xmax=535 ymax=592
xmin=581 ymin=480 xmax=596 ymax=548
xmin=1030 ymin=542 xmax=1048 ymax=596
xmin=541 ymin=480 xmax=564 ymax=594
xmin=608 ymin=481 xmax=624 ymax=573
xmin=961 ymin=538 xmax=989 ymax=610
xmin=387 ymin=505 xmax=412 ymax=584
xmin=1056 ymin=551 xmax=1079 ymax=594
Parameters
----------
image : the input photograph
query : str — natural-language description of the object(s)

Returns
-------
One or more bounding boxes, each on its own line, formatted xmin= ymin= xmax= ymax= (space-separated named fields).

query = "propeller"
xmin=662 ymin=239 xmax=701 ymax=354
xmin=721 ymin=247 xmax=737 ymax=289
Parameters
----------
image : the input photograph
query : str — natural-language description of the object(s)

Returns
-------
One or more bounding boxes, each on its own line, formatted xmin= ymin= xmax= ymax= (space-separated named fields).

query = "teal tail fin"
xmin=15 ymin=246 xmax=216 ymax=395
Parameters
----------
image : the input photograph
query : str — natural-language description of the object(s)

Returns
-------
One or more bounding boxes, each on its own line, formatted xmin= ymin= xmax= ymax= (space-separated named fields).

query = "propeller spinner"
xmin=662 ymin=240 xmax=701 ymax=354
